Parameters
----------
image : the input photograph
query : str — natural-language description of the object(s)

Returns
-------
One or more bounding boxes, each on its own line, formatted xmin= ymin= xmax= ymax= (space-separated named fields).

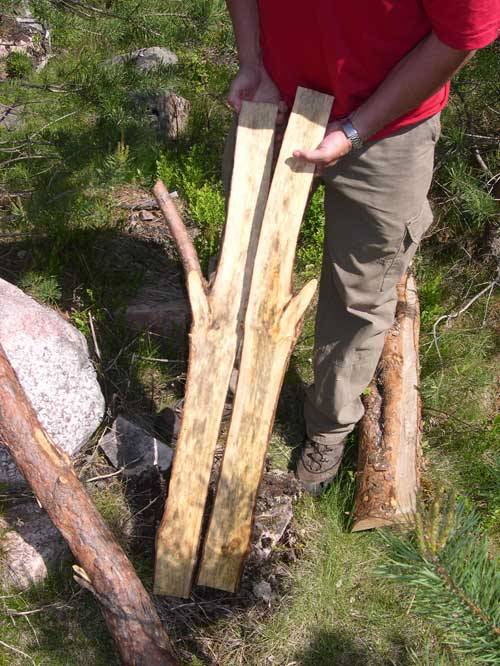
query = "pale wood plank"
xmin=198 ymin=88 xmax=333 ymax=592
xmin=153 ymin=102 xmax=277 ymax=597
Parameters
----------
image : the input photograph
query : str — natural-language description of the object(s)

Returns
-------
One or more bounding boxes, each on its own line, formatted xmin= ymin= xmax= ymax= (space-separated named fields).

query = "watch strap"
xmin=341 ymin=119 xmax=364 ymax=150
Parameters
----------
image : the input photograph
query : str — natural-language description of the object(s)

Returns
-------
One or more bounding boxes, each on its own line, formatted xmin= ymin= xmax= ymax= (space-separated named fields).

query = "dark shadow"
xmin=274 ymin=354 xmax=308 ymax=467
xmin=0 ymin=228 xmax=189 ymax=412
xmin=293 ymin=628 xmax=414 ymax=666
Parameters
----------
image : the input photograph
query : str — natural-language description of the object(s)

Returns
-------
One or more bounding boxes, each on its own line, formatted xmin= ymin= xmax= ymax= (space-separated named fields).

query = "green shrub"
xmin=297 ymin=186 xmax=325 ymax=275
xmin=379 ymin=494 xmax=500 ymax=664
xmin=445 ymin=161 xmax=497 ymax=232
xmin=157 ymin=146 xmax=225 ymax=267
xmin=6 ymin=51 xmax=33 ymax=79
xmin=18 ymin=271 xmax=62 ymax=305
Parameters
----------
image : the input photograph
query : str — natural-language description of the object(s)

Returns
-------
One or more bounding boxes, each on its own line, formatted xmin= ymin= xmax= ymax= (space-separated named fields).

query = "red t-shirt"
xmin=258 ymin=0 xmax=499 ymax=139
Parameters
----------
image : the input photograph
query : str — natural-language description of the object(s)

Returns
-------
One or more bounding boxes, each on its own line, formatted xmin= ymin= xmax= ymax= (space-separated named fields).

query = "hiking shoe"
xmin=295 ymin=437 xmax=346 ymax=495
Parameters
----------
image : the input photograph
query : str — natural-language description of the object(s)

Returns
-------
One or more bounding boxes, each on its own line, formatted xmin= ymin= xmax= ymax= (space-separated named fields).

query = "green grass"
xmin=0 ymin=4 xmax=498 ymax=664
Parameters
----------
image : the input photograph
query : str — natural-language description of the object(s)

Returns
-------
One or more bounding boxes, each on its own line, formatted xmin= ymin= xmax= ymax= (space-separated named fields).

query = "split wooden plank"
xmin=198 ymin=87 xmax=333 ymax=592
xmin=153 ymin=101 xmax=277 ymax=597
xmin=0 ymin=344 xmax=178 ymax=665
xmin=352 ymin=273 xmax=422 ymax=531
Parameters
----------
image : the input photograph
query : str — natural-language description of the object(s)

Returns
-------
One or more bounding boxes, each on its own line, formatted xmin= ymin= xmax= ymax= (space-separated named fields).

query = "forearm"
xmin=226 ymin=0 xmax=261 ymax=66
xmin=351 ymin=33 xmax=475 ymax=140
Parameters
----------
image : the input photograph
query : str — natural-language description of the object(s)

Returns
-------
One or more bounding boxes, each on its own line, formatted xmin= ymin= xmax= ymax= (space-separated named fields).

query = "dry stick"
xmin=432 ymin=280 xmax=498 ymax=362
xmin=0 ymin=344 xmax=178 ymax=666
xmin=154 ymin=184 xmax=204 ymax=282
xmin=198 ymin=88 xmax=333 ymax=593
xmin=352 ymin=274 xmax=422 ymax=531
xmin=153 ymin=102 xmax=278 ymax=597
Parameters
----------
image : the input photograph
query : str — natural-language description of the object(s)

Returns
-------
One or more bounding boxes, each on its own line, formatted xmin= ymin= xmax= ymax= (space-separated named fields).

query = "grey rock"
xmin=110 ymin=47 xmax=178 ymax=72
xmin=252 ymin=580 xmax=273 ymax=603
xmin=0 ymin=501 xmax=70 ymax=591
xmin=0 ymin=278 xmax=105 ymax=487
xmin=15 ymin=17 xmax=44 ymax=34
xmin=99 ymin=415 xmax=173 ymax=477
xmin=0 ymin=104 xmax=24 ymax=131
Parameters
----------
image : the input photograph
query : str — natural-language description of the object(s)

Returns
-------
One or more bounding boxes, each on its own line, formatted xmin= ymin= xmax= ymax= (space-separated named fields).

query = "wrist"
xmin=238 ymin=55 xmax=262 ymax=70
xmin=340 ymin=118 xmax=364 ymax=150
xmin=349 ymin=108 xmax=375 ymax=143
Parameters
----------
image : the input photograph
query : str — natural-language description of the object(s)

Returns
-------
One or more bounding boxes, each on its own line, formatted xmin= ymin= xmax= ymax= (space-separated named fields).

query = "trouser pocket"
xmin=379 ymin=202 xmax=433 ymax=292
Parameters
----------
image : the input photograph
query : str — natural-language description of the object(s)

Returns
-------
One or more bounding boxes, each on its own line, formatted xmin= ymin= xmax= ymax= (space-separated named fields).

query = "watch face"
xmin=343 ymin=120 xmax=362 ymax=148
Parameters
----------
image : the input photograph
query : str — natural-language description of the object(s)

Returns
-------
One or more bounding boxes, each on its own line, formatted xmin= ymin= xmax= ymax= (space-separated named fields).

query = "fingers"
xmin=227 ymin=85 xmax=246 ymax=113
xmin=227 ymin=77 xmax=257 ymax=113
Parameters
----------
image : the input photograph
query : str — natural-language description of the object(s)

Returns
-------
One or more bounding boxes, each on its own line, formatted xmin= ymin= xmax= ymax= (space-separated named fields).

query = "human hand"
xmin=227 ymin=64 xmax=288 ymax=125
xmin=293 ymin=121 xmax=352 ymax=170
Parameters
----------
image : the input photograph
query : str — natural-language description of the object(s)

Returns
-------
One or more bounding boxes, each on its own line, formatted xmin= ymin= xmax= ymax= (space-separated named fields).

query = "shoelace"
xmin=306 ymin=440 xmax=336 ymax=465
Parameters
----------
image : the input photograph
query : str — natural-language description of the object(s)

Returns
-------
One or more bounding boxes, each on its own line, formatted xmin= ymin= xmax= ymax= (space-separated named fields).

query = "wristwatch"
xmin=340 ymin=118 xmax=364 ymax=150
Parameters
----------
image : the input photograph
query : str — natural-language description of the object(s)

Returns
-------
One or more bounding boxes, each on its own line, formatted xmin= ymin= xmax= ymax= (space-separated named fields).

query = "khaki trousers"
xmin=223 ymin=113 xmax=440 ymax=447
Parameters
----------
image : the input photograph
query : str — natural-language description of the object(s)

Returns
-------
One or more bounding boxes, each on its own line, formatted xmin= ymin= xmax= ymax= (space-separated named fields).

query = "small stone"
xmin=109 ymin=47 xmax=178 ymax=72
xmin=0 ymin=501 xmax=70 ymax=591
xmin=99 ymin=415 xmax=173 ymax=477
xmin=0 ymin=104 xmax=24 ymax=131
xmin=252 ymin=580 xmax=272 ymax=603
xmin=139 ymin=209 xmax=155 ymax=222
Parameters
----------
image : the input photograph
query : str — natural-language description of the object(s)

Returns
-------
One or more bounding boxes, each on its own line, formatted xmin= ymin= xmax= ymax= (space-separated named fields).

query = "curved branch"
xmin=153 ymin=180 xmax=205 ymax=288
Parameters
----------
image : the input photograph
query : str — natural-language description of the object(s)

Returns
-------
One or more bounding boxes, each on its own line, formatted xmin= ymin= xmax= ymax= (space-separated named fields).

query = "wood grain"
xmin=198 ymin=88 xmax=333 ymax=592
xmin=153 ymin=102 xmax=277 ymax=597
xmin=352 ymin=273 xmax=422 ymax=531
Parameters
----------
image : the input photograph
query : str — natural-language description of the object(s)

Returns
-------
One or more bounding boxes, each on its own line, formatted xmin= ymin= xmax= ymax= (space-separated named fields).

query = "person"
xmin=223 ymin=0 xmax=499 ymax=494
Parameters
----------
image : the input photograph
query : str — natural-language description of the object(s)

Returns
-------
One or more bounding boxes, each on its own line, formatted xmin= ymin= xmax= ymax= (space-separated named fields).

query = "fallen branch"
xmin=352 ymin=274 xmax=422 ymax=531
xmin=0 ymin=344 xmax=178 ymax=665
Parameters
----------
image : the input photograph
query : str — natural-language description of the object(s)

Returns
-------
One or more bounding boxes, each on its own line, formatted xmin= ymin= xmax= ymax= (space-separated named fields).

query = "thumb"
xmin=293 ymin=144 xmax=330 ymax=165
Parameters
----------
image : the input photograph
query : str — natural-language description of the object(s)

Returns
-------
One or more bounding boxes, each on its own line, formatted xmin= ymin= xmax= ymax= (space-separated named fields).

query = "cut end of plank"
xmin=197 ymin=573 xmax=239 ymax=594
xmin=351 ymin=512 xmax=415 ymax=532
xmin=239 ymin=100 xmax=278 ymax=130
xmin=153 ymin=567 xmax=193 ymax=599
xmin=293 ymin=87 xmax=334 ymax=123
xmin=197 ymin=550 xmax=242 ymax=593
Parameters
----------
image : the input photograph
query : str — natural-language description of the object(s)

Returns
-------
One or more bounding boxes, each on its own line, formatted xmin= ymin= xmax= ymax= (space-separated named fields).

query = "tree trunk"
xmin=197 ymin=88 xmax=333 ymax=592
xmin=352 ymin=273 xmax=422 ymax=532
xmin=153 ymin=102 xmax=277 ymax=597
xmin=0 ymin=344 xmax=178 ymax=666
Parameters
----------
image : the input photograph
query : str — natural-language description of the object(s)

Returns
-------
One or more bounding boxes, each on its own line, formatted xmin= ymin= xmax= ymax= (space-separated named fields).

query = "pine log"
xmin=0 ymin=344 xmax=178 ymax=666
xmin=352 ymin=273 xmax=422 ymax=531
xmin=153 ymin=102 xmax=277 ymax=597
xmin=197 ymin=88 xmax=333 ymax=592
